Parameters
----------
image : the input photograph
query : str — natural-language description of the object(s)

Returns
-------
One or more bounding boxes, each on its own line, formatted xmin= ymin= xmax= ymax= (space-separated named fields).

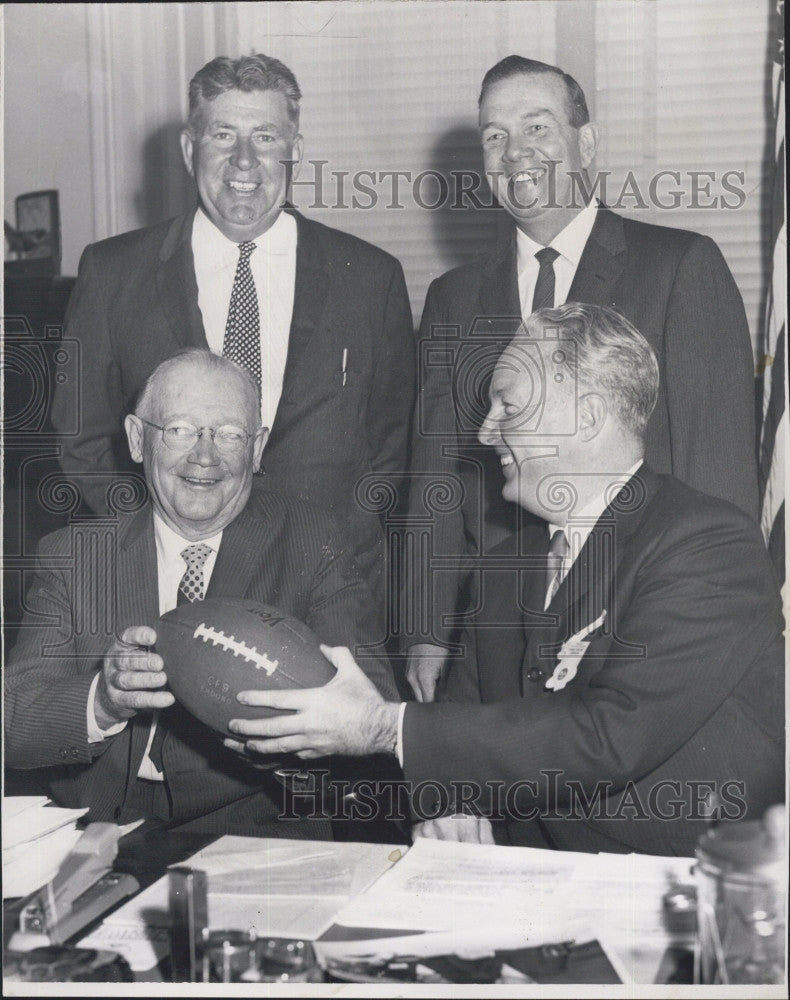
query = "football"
xmin=155 ymin=598 xmax=336 ymax=737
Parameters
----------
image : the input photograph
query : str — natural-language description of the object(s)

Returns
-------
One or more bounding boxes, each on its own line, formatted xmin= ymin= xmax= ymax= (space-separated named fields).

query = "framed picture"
xmin=12 ymin=189 xmax=61 ymax=275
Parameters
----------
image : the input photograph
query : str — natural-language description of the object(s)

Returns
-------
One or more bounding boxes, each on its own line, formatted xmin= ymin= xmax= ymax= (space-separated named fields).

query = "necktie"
xmin=177 ymin=543 xmax=213 ymax=605
xmin=222 ymin=241 xmax=261 ymax=385
xmin=531 ymin=246 xmax=560 ymax=312
xmin=544 ymin=529 xmax=570 ymax=609
xmin=149 ymin=544 xmax=213 ymax=772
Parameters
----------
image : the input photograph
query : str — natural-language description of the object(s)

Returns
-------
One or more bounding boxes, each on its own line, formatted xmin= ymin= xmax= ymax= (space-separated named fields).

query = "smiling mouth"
xmin=508 ymin=168 xmax=544 ymax=185
xmin=499 ymin=452 xmax=516 ymax=474
xmin=181 ymin=476 xmax=222 ymax=488
xmin=226 ymin=180 xmax=260 ymax=193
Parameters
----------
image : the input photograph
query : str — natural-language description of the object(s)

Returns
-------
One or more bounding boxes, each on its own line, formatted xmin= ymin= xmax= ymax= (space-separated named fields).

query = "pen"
xmin=341 ymin=348 xmax=348 ymax=387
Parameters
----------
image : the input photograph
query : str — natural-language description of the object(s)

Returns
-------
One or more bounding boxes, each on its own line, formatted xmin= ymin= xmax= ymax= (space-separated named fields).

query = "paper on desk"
xmin=2 ymin=797 xmax=90 ymax=899
xmin=2 ymin=797 xmax=89 ymax=850
xmin=332 ymin=838 xmax=580 ymax=935
xmin=2 ymin=796 xmax=51 ymax=822
xmin=2 ymin=825 xmax=85 ymax=899
xmin=78 ymin=835 xmax=405 ymax=972
xmin=563 ymin=850 xmax=695 ymax=939
xmin=324 ymin=839 xmax=695 ymax=985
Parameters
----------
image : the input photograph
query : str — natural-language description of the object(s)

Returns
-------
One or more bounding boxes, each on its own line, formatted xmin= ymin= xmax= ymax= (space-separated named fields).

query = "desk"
xmin=5 ymin=821 xmax=697 ymax=987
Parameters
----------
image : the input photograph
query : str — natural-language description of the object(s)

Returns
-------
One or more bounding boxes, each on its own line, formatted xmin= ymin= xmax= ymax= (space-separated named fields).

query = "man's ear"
xmin=578 ymin=392 xmax=607 ymax=442
xmin=125 ymin=414 xmax=145 ymax=464
xmin=578 ymin=122 xmax=599 ymax=170
xmin=287 ymin=134 xmax=304 ymax=187
xmin=252 ymin=427 xmax=269 ymax=471
xmin=180 ymin=129 xmax=195 ymax=177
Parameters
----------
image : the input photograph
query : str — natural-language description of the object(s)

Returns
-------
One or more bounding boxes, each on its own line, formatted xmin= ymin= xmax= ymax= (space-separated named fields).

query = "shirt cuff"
xmin=86 ymin=672 xmax=127 ymax=743
xmin=396 ymin=702 xmax=407 ymax=768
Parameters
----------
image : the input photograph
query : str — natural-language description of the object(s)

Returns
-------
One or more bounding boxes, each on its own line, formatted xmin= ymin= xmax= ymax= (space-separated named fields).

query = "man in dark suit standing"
xmin=228 ymin=305 xmax=784 ymax=857
xmin=7 ymin=351 xmax=396 ymax=837
xmin=406 ymin=56 xmax=759 ymax=700
xmin=52 ymin=53 xmax=415 ymax=609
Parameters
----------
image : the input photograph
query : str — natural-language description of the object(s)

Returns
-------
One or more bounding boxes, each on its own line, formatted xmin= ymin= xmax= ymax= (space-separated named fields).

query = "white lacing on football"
xmin=193 ymin=623 xmax=280 ymax=676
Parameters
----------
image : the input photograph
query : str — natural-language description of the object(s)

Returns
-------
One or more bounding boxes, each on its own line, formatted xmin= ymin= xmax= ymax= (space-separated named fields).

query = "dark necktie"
xmin=222 ymin=241 xmax=261 ymax=385
xmin=149 ymin=544 xmax=213 ymax=772
xmin=531 ymin=246 xmax=560 ymax=312
xmin=544 ymin=529 xmax=569 ymax=609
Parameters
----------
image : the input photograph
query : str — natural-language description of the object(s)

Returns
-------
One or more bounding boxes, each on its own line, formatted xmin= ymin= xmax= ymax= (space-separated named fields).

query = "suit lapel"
xmin=567 ymin=206 xmax=627 ymax=307
xmin=267 ymin=210 xmax=330 ymax=445
xmin=479 ymin=229 xmax=521 ymax=320
xmin=206 ymin=500 xmax=269 ymax=600
xmin=156 ymin=210 xmax=207 ymax=348
xmin=117 ymin=505 xmax=159 ymax=629
xmin=521 ymin=467 xmax=661 ymax=687
xmin=115 ymin=506 xmax=161 ymax=768
xmin=477 ymin=231 xmax=525 ymax=357
xmin=447 ymin=232 xmax=524 ymax=422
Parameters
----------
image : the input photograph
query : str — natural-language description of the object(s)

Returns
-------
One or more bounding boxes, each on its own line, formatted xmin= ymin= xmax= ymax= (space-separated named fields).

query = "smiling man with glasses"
xmin=5 ymin=349 xmax=397 ymax=838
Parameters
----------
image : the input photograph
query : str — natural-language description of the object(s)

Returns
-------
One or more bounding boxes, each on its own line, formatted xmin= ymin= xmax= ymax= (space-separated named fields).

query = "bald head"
xmin=125 ymin=350 xmax=267 ymax=540
xmin=135 ymin=350 xmax=261 ymax=427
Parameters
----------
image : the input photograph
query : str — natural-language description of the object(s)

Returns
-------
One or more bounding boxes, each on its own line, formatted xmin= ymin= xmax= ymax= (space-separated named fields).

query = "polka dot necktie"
xmin=177 ymin=543 xmax=213 ymax=605
xmin=544 ymin=529 xmax=570 ymax=609
xmin=222 ymin=241 xmax=261 ymax=385
xmin=531 ymin=246 xmax=560 ymax=312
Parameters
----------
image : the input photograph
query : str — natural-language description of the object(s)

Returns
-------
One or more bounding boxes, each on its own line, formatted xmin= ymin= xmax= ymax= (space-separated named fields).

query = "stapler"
xmin=8 ymin=823 xmax=139 ymax=950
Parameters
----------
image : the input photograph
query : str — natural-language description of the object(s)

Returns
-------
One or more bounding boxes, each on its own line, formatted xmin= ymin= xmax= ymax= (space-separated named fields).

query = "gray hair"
xmin=134 ymin=349 xmax=261 ymax=427
xmin=521 ymin=303 xmax=659 ymax=439
xmin=479 ymin=56 xmax=590 ymax=129
xmin=187 ymin=54 xmax=301 ymax=134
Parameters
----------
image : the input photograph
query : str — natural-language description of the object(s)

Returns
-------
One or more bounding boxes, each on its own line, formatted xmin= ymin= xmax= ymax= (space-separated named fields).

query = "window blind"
xmin=595 ymin=0 xmax=771 ymax=355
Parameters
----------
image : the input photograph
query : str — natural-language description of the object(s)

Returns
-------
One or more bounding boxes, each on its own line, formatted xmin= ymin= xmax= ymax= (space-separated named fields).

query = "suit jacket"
xmin=51 ymin=208 xmax=416 ymax=597
xmin=402 ymin=468 xmax=785 ymax=856
xmin=5 ymin=490 xmax=397 ymax=836
xmin=410 ymin=207 xmax=759 ymax=646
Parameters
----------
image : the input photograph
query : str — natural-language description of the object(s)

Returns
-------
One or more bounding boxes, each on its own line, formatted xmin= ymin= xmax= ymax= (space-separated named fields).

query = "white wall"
xmin=3 ymin=5 xmax=95 ymax=276
xmin=3 ymin=1 xmax=774 ymax=349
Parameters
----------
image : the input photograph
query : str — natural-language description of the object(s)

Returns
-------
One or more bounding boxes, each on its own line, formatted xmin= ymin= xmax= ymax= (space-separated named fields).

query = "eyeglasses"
xmin=139 ymin=418 xmax=252 ymax=454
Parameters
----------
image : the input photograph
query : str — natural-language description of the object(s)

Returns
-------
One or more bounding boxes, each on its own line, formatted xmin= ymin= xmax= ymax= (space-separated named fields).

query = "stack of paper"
xmin=2 ymin=796 xmax=88 ymax=899
xmin=317 ymin=838 xmax=695 ymax=984
xmin=78 ymin=835 xmax=405 ymax=972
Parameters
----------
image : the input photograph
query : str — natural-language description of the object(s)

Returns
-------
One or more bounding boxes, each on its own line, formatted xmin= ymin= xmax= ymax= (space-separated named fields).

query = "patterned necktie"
xmin=544 ymin=529 xmax=570 ymax=609
xmin=222 ymin=241 xmax=261 ymax=385
xmin=532 ymin=246 xmax=560 ymax=312
xmin=177 ymin=543 xmax=213 ymax=605
xmin=148 ymin=544 xmax=213 ymax=772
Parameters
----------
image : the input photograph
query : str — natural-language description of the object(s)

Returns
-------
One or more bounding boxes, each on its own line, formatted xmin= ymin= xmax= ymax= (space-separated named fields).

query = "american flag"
xmin=758 ymin=0 xmax=786 ymax=579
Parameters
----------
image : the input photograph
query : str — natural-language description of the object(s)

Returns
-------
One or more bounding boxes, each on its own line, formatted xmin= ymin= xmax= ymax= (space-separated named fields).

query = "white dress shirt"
xmin=87 ymin=515 xmax=222 ymax=781
xmin=191 ymin=207 xmax=297 ymax=430
xmin=516 ymin=199 xmax=599 ymax=317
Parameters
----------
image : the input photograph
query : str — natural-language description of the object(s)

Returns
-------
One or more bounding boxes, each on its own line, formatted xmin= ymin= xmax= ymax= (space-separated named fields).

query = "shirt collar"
xmin=517 ymin=198 xmax=599 ymax=271
xmin=192 ymin=206 xmax=296 ymax=273
xmin=153 ymin=511 xmax=223 ymax=564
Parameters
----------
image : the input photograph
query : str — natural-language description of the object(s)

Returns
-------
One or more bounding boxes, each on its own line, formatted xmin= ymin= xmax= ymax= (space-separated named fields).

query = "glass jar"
xmin=695 ymin=812 xmax=786 ymax=985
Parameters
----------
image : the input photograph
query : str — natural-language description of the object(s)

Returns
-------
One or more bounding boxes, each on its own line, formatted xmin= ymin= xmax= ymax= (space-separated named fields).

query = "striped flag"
xmin=758 ymin=0 xmax=786 ymax=578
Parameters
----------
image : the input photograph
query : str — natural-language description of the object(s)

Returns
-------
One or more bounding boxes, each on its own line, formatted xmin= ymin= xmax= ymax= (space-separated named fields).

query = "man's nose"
xmin=502 ymin=135 xmax=534 ymax=163
xmin=186 ymin=429 xmax=221 ymax=465
xmin=478 ymin=410 xmax=501 ymax=446
xmin=231 ymin=136 xmax=258 ymax=171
